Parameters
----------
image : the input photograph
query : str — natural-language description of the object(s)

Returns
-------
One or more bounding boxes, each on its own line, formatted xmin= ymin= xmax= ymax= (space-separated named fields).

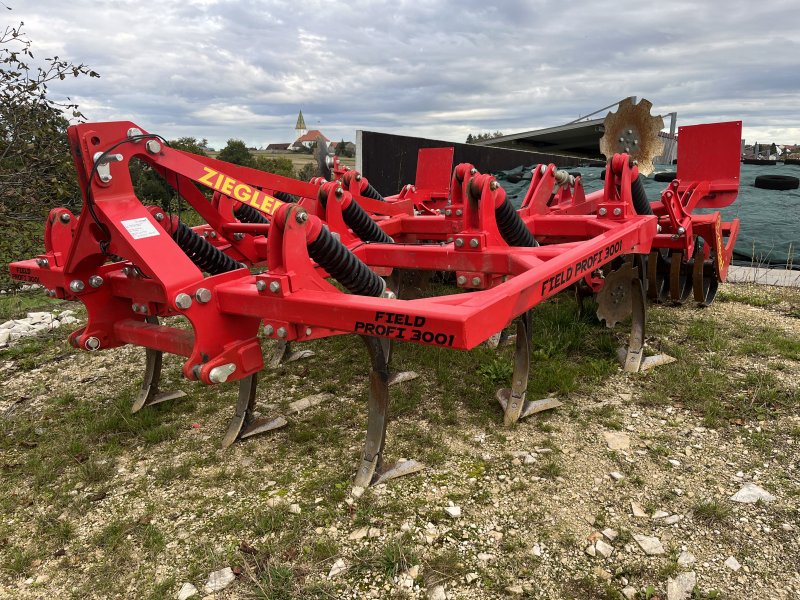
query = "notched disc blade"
xmin=600 ymin=97 xmax=665 ymax=176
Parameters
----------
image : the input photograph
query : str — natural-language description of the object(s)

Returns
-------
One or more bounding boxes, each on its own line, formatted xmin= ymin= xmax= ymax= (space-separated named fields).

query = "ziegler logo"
xmin=197 ymin=167 xmax=284 ymax=217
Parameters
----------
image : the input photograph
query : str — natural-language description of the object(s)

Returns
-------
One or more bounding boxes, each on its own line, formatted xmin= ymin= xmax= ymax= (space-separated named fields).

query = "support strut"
xmin=131 ymin=316 xmax=186 ymax=413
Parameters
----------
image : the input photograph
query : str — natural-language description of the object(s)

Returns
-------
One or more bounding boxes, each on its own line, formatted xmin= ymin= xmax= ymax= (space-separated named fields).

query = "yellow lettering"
xmin=251 ymin=190 xmax=260 ymax=206
xmin=260 ymin=196 xmax=275 ymax=215
xmin=197 ymin=166 xmax=218 ymax=187
xmin=233 ymin=184 xmax=251 ymax=203
xmin=220 ymin=176 xmax=235 ymax=196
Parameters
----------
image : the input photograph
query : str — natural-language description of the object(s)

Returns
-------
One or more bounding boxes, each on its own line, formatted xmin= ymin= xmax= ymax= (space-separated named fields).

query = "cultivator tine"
xmin=497 ymin=312 xmax=530 ymax=426
xmin=131 ymin=317 xmax=186 ymax=413
xmin=621 ymin=274 xmax=646 ymax=373
xmin=268 ymin=340 xmax=315 ymax=367
xmin=692 ymin=244 xmax=719 ymax=306
xmin=668 ymin=251 xmax=693 ymax=304
xmin=221 ymin=373 xmax=287 ymax=449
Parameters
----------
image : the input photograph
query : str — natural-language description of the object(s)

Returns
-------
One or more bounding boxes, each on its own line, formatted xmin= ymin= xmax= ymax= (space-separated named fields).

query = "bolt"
xmin=36 ymin=258 xmax=49 ymax=268
xmin=154 ymin=212 xmax=164 ymax=222
xmin=277 ymin=327 xmax=287 ymax=338
xmin=69 ymin=279 xmax=85 ymax=293
xmin=175 ymin=293 xmax=192 ymax=310
xmin=145 ymin=139 xmax=162 ymax=154
xmin=132 ymin=303 xmax=140 ymax=312
xmin=625 ymin=146 xmax=630 ymax=152
xmin=209 ymin=231 xmax=217 ymax=238
xmin=471 ymin=276 xmax=481 ymax=286
xmin=469 ymin=238 xmax=479 ymax=248
xmin=677 ymin=226 xmax=686 ymax=236
xmin=489 ymin=180 xmax=498 ymax=191
xmin=59 ymin=213 xmax=71 ymax=223
xmin=139 ymin=304 xmax=148 ymax=314
xmin=446 ymin=237 xmax=453 ymax=243
xmin=619 ymin=137 xmax=625 ymax=143
xmin=256 ymin=280 xmax=267 ymax=292
xmin=265 ymin=324 xmax=274 ymax=335
xmin=445 ymin=209 xmax=452 ymax=216
xmin=122 ymin=266 xmax=132 ymax=276
xmin=455 ymin=238 xmax=464 ymax=247
xmin=295 ymin=210 xmax=308 ymax=224
xmin=233 ymin=232 xmax=244 ymax=241
xmin=208 ymin=363 xmax=236 ymax=384
xmin=85 ymin=337 xmax=101 ymax=350
xmin=633 ymin=140 xmax=638 ymax=145
xmin=627 ymin=129 xmax=633 ymax=135
xmin=457 ymin=275 xmax=467 ymax=285
xmin=99 ymin=173 xmax=111 ymax=183
xmin=269 ymin=281 xmax=280 ymax=293
xmin=455 ymin=209 xmax=463 ymax=216
xmin=305 ymin=327 xmax=312 ymax=336
xmin=382 ymin=288 xmax=396 ymax=300
xmin=469 ymin=167 xmax=477 ymax=175
xmin=599 ymin=208 xmax=608 ymax=216
xmin=127 ymin=127 xmax=143 ymax=138
xmin=88 ymin=275 xmax=103 ymax=288
xmin=540 ymin=165 xmax=547 ymax=174
xmin=203 ymin=231 xmax=209 ymax=238
xmin=355 ymin=174 xmax=362 ymax=181
xmin=613 ymin=207 xmax=622 ymax=216
xmin=657 ymin=224 xmax=662 ymax=233
xmin=195 ymin=288 xmax=212 ymax=303
xmin=335 ymin=187 xmax=343 ymax=197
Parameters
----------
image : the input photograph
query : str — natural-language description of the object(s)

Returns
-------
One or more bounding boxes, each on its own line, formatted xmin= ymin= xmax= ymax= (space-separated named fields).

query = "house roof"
xmin=266 ymin=143 xmax=290 ymax=150
xmin=295 ymin=129 xmax=329 ymax=143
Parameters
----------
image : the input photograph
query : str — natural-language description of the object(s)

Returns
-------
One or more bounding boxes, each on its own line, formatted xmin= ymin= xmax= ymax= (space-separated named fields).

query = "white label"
xmin=121 ymin=217 xmax=160 ymax=240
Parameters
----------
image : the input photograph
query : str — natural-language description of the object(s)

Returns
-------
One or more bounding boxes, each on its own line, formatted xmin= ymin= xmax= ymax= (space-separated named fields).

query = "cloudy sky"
xmin=13 ymin=0 xmax=800 ymax=149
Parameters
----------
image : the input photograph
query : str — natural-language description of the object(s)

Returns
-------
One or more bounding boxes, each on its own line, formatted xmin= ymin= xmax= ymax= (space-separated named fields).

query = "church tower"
xmin=295 ymin=110 xmax=307 ymax=140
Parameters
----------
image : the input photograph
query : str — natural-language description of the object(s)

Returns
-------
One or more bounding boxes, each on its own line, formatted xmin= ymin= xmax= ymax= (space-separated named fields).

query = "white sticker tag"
xmin=121 ymin=217 xmax=160 ymax=240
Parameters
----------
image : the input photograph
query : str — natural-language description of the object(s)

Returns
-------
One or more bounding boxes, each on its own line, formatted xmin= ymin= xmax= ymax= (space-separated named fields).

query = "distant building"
xmin=266 ymin=143 xmax=291 ymax=151
xmin=291 ymin=129 xmax=330 ymax=150
xmin=295 ymin=110 xmax=307 ymax=139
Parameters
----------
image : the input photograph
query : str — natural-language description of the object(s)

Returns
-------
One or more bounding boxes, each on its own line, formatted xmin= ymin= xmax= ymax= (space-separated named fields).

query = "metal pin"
xmin=85 ymin=337 xmax=101 ymax=350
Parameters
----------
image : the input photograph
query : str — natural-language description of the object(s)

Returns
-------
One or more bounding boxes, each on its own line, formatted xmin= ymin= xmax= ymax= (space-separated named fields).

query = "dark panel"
xmin=359 ymin=130 xmax=605 ymax=196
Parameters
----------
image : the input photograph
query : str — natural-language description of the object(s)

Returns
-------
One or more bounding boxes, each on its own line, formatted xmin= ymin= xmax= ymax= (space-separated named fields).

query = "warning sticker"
xmin=121 ymin=217 xmax=160 ymax=240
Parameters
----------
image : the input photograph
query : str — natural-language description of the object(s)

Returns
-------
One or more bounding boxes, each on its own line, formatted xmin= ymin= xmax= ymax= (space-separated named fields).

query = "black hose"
xmin=495 ymin=198 xmax=538 ymax=247
xmin=234 ymin=204 xmax=269 ymax=224
xmin=307 ymin=226 xmax=385 ymax=297
xmin=631 ymin=175 xmax=653 ymax=215
xmin=342 ymin=202 xmax=393 ymax=244
xmin=173 ymin=222 xmax=244 ymax=275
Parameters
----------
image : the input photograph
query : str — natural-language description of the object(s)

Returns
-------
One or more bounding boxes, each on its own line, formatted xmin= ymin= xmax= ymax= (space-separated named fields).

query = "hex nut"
xmin=175 ymin=293 xmax=192 ymax=310
xmin=195 ymin=288 xmax=212 ymax=304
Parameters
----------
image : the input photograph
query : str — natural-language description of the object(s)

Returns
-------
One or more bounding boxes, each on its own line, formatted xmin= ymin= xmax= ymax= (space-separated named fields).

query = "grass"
xmin=693 ymin=499 xmax=732 ymax=523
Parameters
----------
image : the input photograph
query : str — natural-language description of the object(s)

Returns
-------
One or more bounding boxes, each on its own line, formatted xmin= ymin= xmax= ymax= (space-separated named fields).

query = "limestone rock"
xmin=724 ymin=556 xmax=741 ymax=571
xmin=603 ymin=431 xmax=631 ymax=450
xmin=730 ymin=483 xmax=775 ymax=504
xmin=328 ymin=558 xmax=347 ymax=579
xmin=203 ymin=567 xmax=235 ymax=594
xmin=177 ymin=582 xmax=198 ymax=600
xmin=667 ymin=571 xmax=696 ymax=600
xmin=633 ymin=534 xmax=665 ymax=555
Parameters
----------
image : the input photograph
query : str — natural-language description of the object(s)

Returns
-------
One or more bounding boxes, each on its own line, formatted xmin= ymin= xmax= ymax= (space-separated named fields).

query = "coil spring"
xmin=307 ymin=226 xmax=385 ymax=296
xmin=273 ymin=191 xmax=297 ymax=203
xmin=495 ymin=198 xmax=538 ymax=247
xmin=233 ymin=203 xmax=269 ymax=224
xmin=361 ymin=182 xmax=384 ymax=202
xmin=173 ymin=222 xmax=244 ymax=275
xmin=342 ymin=202 xmax=393 ymax=244
xmin=631 ymin=175 xmax=654 ymax=215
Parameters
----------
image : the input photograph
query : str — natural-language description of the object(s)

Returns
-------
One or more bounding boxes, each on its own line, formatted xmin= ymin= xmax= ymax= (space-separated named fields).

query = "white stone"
xmin=177 ymin=582 xmax=199 ymax=600
xmin=0 ymin=320 xmax=14 ymax=330
xmin=505 ymin=585 xmax=524 ymax=596
xmin=668 ymin=459 xmax=681 ymax=467
xmin=663 ymin=514 xmax=682 ymax=525
xmin=477 ymin=552 xmax=495 ymax=562
xmin=351 ymin=486 xmax=365 ymax=499
xmin=203 ymin=567 xmax=235 ymax=593
xmin=633 ymin=534 xmax=665 ymax=555
xmin=288 ymin=503 xmax=301 ymax=514
xmin=465 ymin=572 xmax=479 ymax=584
xmin=595 ymin=539 xmax=614 ymax=558
xmin=349 ymin=526 xmax=369 ymax=541
xmin=407 ymin=565 xmax=419 ymax=579
xmin=730 ymin=483 xmax=776 ymax=504
xmin=288 ymin=392 xmax=334 ymax=414
xmin=428 ymin=584 xmax=446 ymax=600
xmin=724 ymin=556 xmax=741 ymax=571
xmin=631 ymin=501 xmax=647 ymax=518
xmin=652 ymin=510 xmax=669 ymax=520
xmin=603 ymin=431 xmax=631 ymax=450
xmin=667 ymin=572 xmax=696 ymax=600
xmin=60 ymin=315 xmax=78 ymax=325
xmin=602 ymin=528 xmax=618 ymax=541
xmin=0 ymin=330 xmax=10 ymax=344
xmin=523 ymin=454 xmax=537 ymax=465
xmin=585 ymin=544 xmax=596 ymax=557
xmin=622 ymin=586 xmax=637 ymax=600
xmin=444 ymin=505 xmax=462 ymax=518
xmin=368 ymin=527 xmax=381 ymax=538
xmin=328 ymin=558 xmax=347 ymax=579
xmin=677 ymin=551 xmax=696 ymax=568
xmin=389 ymin=371 xmax=419 ymax=385
xmin=609 ymin=471 xmax=624 ymax=481
xmin=266 ymin=497 xmax=284 ymax=508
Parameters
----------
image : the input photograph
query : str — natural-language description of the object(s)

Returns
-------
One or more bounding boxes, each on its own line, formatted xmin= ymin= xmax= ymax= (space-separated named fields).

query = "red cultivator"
xmin=9 ymin=102 xmax=742 ymax=489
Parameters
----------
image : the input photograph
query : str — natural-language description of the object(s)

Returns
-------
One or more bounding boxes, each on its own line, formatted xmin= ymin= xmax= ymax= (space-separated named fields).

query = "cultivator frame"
xmin=9 ymin=113 xmax=742 ymax=489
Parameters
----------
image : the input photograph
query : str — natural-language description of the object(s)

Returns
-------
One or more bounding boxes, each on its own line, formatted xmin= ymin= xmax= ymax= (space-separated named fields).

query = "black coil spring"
xmin=631 ymin=175 xmax=654 ymax=215
xmin=361 ymin=182 xmax=384 ymax=201
xmin=495 ymin=198 xmax=538 ymax=247
xmin=307 ymin=226 xmax=385 ymax=296
xmin=342 ymin=202 xmax=393 ymax=244
xmin=173 ymin=222 xmax=244 ymax=275
xmin=274 ymin=191 xmax=297 ymax=203
xmin=233 ymin=203 xmax=269 ymax=224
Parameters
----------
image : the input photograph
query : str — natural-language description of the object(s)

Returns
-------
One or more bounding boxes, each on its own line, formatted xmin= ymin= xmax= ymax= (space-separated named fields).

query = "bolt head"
xmin=99 ymin=174 xmax=112 ymax=183
xmin=295 ymin=210 xmax=309 ymax=224
xmin=277 ymin=327 xmax=287 ymax=338
xmin=469 ymin=168 xmax=477 ymax=175
xmin=69 ymin=279 xmax=85 ymax=293
xmin=269 ymin=281 xmax=280 ymax=293
xmin=256 ymin=280 xmax=267 ymax=292
xmin=455 ymin=209 xmax=463 ymax=217
xmin=88 ymin=275 xmax=103 ymax=288
xmin=154 ymin=212 xmax=164 ymax=221
xmin=127 ymin=127 xmax=143 ymax=138
xmin=445 ymin=209 xmax=452 ymax=216
xmin=540 ymin=165 xmax=547 ymax=174
xmin=132 ymin=303 xmax=140 ymax=312
xmin=457 ymin=275 xmax=467 ymax=285
xmin=195 ymin=288 xmax=212 ymax=304
xmin=335 ymin=187 xmax=343 ymax=197
xmin=305 ymin=327 xmax=312 ymax=336
xmin=85 ymin=336 xmax=101 ymax=350
xmin=613 ymin=207 xmax=622 ymax=216
xmin=145 ymin=139 xmax=162 ymax=154
xmin=175 ymin=293 xmax=192 ymax=310
xmin=619 ymin=137 xmax=625 ymax=143
xmin=599 ymin=208 xmax=608 ymax=216
xmin=455 ymin=238 xmax=464 ymax=248
xmin=265 ymin=324 xmax=274 ymax=336
xmin=489 ymin=180 xmax=498 ymax=191
xmin=471 ymin=276 xmax=481 ymax=286
xmin=233 ymin=232 xmax=244 ymax=241
xmin=469 ymin=238 xmax=479 ymax=248
xmin=355 ymin=174 xmax=362 ymax=181
xmin=59 ymin=213 xmax=71 ymax=223
xmin=677 ymin=226 xmax=686 ymax=235
xmin=36 ymin=258 xmax=49 ymax=268
xmin=209 ymin=231 xmax=217 ymax=238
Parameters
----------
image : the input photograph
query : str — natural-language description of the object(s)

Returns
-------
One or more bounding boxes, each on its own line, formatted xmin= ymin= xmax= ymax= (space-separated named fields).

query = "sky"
xmin=11 ymin=0 xmax=800 ymax=150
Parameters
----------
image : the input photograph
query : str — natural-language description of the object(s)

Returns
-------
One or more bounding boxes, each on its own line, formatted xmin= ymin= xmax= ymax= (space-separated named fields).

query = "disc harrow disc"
xmin=600 ymin=97 xmax=665 ymax=176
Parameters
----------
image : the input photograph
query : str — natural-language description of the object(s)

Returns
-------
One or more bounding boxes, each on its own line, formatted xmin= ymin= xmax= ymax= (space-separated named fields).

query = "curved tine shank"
xmin=499 ymin=312 xmax=531 ymax=427
xmin=269 ymin=339 xmax=291 ymax=368
xmin=132 ymin=316 xmax=186 ymax=413
xmin=353 ymin=335 xmax=391 ymax=488
xmin=693 ymin=245 xmax=719 ymax=306
xmin=622 ymin=273 xmax=646 ymax=373
xmin=221 ymin=373 xmax=287 ymax=449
